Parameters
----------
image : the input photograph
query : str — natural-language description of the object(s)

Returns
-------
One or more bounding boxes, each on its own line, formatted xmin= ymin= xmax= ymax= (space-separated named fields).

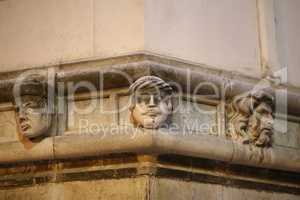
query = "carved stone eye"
xmin=137 ymin=95 xmax=150 ymax=104
xmin=137 ymin=94 xmax=162 ymax=105
xmin=15 ymin=106 xmax=20 ymax=112
xmin=25 ymin=107 xmax=37 ymax=114
xmin=154 ymin=95 xmax=162 ymax=102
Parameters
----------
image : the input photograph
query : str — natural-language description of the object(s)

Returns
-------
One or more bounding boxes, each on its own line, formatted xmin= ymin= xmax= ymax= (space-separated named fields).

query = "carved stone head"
xmin=227 ymin=91 xmax=274 ymax=147
xmin=14 ymin=73 xmax=52 ymax=139
xmin=129 ymin=76 xmax=173 ymax=129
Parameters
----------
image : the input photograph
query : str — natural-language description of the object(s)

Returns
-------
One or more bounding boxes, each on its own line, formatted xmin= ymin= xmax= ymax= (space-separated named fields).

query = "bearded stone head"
xmin=227 ymin=91 xmax=274 ymax=147
xmin=129 ymin=76 xmax=173 ymax=129
xmin=13 ymin=73 xmax=52 ymax=139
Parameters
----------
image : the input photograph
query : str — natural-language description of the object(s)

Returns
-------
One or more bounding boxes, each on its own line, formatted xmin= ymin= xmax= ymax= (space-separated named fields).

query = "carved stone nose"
xmin=19 ymin=115 xmax=27 ymax=123
xmin=18 ymin=112 xmax=26 ymax=121
xmin=263 ymin=118 xmax=273 ymax=127
xmin=148 ymin=95 xmax=156 ymax=107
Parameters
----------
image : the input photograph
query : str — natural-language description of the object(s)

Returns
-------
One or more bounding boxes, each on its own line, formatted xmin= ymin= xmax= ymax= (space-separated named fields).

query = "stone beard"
xmin=129 ymin=76 xmax=173 ymax=129
xmin=227 ymin=93 xmax=274 ymax=147
xmin=247 ymin=101 xmax=273 ymax=146
xmin=15 ymin=95 xmax=52 ymax=139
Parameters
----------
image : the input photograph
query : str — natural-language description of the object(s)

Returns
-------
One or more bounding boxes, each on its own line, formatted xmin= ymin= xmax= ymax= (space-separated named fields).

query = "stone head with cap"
xmin=13 ymin=72 xmax=52 ymax=139
xmin=129 ymin=76 xmax=173 ymax=129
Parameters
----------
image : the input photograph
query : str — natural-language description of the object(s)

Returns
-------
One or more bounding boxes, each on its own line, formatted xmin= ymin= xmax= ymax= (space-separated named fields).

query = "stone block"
xmin=94 ymin=0 xmax=144 ymax=57
xmin=273 ymin=120 xmax=300 ymax=148
xmin=0 ymin=108 xmax=18 ymax=142
xmin=274 ymin=0 xmax=300 ymax=87
xmin=223 ymin=186 xmax=299 ymax=200
xmin=145 ymin=0 xmax=260 ymax=77
xmin=0 ymin=177 xmax=148 ymax=200
xmin=118 ymin=95 xmax=131 ymax=126
xmin=0 ymin=0 xmax=93 ymax=71
xmin=152 ymin=178 xmax=222 ymax=200
xmin=172 ymin=99 xmax=218 ymax=136
xmin=67 ymin=96 xmax=117 ymax=134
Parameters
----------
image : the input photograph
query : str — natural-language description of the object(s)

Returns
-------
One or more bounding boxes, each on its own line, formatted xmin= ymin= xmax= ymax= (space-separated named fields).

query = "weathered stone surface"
xmin=0 ymin=109 xmax=18 ymax=142
xmin=222 ymin=186 xmax=299 ymax=200
xmin=0 ymin=184 xmax=52 ymax=200
xmin=145 ymin=0 xmax=260 ymax=77
xmin=0 ymin=153 xmax=299 ymax=199
xmin=94 ymin=0 xmax=144 ymax=58
xmin=153 ymin=178 xmax=300 ymax=200
xmin=151 ymin=178 xmax=222 ymax=199
xmin=0 ymin=177 xmax=148 ymax=200
xmin=172 ymin=99 xmax=218 ymax=136
xmin=118 ymin=95 xmax=131 ymax=126
xmin=274 ymin=0 xmax=300 ymax=87
xmin=0 ymin=176 xmax=299 ymax=200
xmin=0 ymin=55 xmax=298 ymax=188
xmin=0 ymin=137 xmax=54 ymax=163
xmin=273 ymin=120 xmax=300 ymax=148
xmin=0 ymin=54 xmax=299 ymax=117
xmin=60 ymin=178 xmax=148 ymax=200
xmin=0 ymin=0 xmax=262 ymax=80
xmin=0 ymin=0 xmax=93 ymax=71
xmin=0 ymin=1 xmax=300 ymax=199
xmin=67 ymin=96 xmax=116 ymax=134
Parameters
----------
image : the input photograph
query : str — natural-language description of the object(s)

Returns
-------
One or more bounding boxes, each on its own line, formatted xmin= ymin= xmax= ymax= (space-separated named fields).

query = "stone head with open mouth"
xmin=129 ymin=76 xmax=173 ymax=129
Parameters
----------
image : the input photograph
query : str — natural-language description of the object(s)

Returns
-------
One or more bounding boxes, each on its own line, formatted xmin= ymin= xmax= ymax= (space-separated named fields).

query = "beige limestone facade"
xmin=0 ymin=0 xmax=300 ymax=199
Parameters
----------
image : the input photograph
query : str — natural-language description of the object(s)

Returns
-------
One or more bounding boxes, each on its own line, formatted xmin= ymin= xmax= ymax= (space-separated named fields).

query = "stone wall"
xmin=0 ymin=0 xmax=300 ymax=86
xmin=0 ymin=55 xmax=298 ymax=199
xmin=0 ymin=177 xmax=149 ymax=200
xmin=1 ymin=177 xmax=299 ymax=200
xmin=0 ymin=1 xmax=299 ymax=199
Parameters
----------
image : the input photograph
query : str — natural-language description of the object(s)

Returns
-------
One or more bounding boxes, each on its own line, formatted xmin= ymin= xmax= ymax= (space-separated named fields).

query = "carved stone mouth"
xmin=147 ymin=112 xmax=158 ymax=117
xmin=261 ymin=127 xmax=273 ymax=135
xmin=20 ymin=123 xmax=31 ymax=132
xmin=145 ymin=109 xmax=161 ymax=116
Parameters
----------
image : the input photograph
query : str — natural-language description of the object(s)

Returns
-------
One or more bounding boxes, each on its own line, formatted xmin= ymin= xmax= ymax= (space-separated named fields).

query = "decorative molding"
xmin=0 ymin=53 xmax=298 ymax=116
xmin=0 ymin=129 xmax=299 ymax=172
xmin=0 ymin=53 xmax=298 ymax=173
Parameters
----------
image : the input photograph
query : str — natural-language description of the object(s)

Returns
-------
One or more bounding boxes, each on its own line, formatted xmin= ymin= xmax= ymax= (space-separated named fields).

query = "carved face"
xmin=16 ymin=95 xmax=51 ymax=138
xmin=131 ymin=88 xmax=172 ymax=129
xmin=227 ymin=93 xmax=274 ymax=147
xmin=248 ymin=102 xmax=274 ymax=146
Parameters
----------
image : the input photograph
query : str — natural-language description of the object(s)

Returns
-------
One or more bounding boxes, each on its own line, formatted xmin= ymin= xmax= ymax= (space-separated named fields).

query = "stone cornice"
xmin=0 ymin=129 xmax=299 ymax=173
xmin=0 ymin=154 xmax=299 ymax=194
xmin=0 ymin=53 xmax=299 ymax=174
xmin=0 ymin=52 xmax=299 ymax=116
